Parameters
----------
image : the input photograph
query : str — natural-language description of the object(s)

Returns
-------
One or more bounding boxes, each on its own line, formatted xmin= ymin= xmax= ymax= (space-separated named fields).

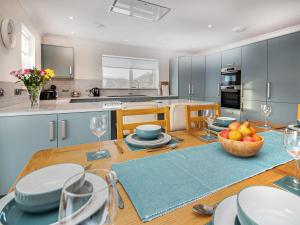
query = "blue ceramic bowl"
xmin=136 ymin=124 xmax=161 ymax=140
xmin=215 ymin=117 xmax=237 ymax=127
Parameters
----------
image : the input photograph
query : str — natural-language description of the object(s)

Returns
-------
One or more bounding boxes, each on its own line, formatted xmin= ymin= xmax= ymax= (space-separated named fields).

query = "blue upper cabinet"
xmin=268 ymin=32 xmax=300 ymax=104
xmin=205 ymin=53 xmax=221 ymax=100
xmin=222 ymin=47 xmax=241 ymax=67
xmin=57 ymin=111 xmax=111 ymax=147
xmin=0 ymin=114 xmax=58 ymax=194
xmin=241 ymin=41 xmax=268 ymax=102
xmin=169 ymin=57 xmax=179 ymax=96
xmin=178 ymin=56 xmax=192 ymax=99
xmin=191 ymin=55 xmax=206 ymax=98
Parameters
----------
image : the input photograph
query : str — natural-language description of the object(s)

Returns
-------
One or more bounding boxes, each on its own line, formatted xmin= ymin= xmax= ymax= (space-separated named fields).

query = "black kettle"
xmin=89 ymin=87 xmax=100 ymax=97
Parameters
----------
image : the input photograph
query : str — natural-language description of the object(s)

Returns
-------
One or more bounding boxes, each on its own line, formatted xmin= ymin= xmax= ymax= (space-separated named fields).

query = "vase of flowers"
xmin=11 ymin=68 xmax=55 ymax=108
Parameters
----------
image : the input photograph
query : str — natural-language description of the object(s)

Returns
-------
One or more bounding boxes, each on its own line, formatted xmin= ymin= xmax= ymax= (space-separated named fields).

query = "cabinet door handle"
xmin=69 ymin=66 xmax=72 ymax=75
xmin=241 ymin=83 xmax=244 ymax=97
xmin=191 ymin=84 xmax=194 ymax=95
xmin=217 ymin=83 xmax=220 ymax=96
xmin=267 ymin=82 xmax=271 ymax=99
xmin=49 ymin=121 xmax=55 ymax=141
xmin=188 ymin=83 xmax=191 ymax=95
xmin=61 ymin=120 xmax=67 ymax=140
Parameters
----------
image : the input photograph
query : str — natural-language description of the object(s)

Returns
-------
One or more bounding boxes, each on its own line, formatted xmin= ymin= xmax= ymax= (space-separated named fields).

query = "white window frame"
xmin=102 ymin=55 xmax=159 ymax=89
xmin=21 ymin=24 xmax=35 ymax=69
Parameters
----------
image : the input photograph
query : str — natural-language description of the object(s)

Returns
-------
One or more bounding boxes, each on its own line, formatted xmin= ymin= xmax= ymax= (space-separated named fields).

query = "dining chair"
xmin=116 ymin=106 xmax=170 ymax=139
xmin=298 ymin=104 xmax=300 ymax=120
xmin=185 ymin=103 xmax=221 ymax=131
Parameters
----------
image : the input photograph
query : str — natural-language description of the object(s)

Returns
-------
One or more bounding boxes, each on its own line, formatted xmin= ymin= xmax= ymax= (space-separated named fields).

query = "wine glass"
xmin=90 ymin=115 xmax=108 ymax=151
xmin=283 ymin=129 xmax=300 ymax=190
xmin=202 ymin=109 xmax=216 ymax=139
xmin=59 ymin=169 xmax=118 ymax=225
xmin=260 ymin=104 xmax=272 ymax=129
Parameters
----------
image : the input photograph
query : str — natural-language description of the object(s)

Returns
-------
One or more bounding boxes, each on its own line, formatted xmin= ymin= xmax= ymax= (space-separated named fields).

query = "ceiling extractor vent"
xmin=110 ymin=0 xmax=170 ymax=22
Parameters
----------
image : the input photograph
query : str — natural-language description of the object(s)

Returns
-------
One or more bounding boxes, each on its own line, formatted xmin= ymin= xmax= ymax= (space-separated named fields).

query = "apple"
xmin=250 ymin=126 xmax=256 ymax=135
xmin=228 ymin=130 xmax=242 ymax=141
xmin=243 ymin=121 xmax=250 ymax=128
xmin=242 ymin=136 xmax=255 ymax=142
xmin=239 ymin=124 xmax=252 ymax=137
xmin=229 ymin=122 xmax=241 ymax=131
xmin=220 ymin=129 xmax=229 ymax=139
xmin=252 ymin=134 xmax=262 ymax=142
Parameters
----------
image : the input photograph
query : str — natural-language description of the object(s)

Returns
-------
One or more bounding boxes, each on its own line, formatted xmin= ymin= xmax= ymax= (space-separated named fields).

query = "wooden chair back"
xmin=298 ymin=104 xmax=300 ymax=120
xmin=185 ymin=103 xmax=221 ymax=131
xmin=116 ymin=107 xmax=170 ymax=139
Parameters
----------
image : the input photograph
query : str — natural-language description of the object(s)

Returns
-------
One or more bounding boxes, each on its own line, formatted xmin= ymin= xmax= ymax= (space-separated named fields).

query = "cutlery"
xmin=111 ymin=171 xmax=125 ymax=209
xmin=146 ymin=143 xmax=178 ymax=152
xmin=192 ymin=203 xmax=218 ymax=216
xmin=171 ymin=135 xmax=184 ymax=142
xmin=114 ymin=140 xmax=124 ymax=154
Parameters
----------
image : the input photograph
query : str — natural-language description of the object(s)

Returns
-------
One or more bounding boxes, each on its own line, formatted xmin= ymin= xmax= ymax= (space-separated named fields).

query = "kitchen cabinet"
xmin=191 ymin=56 xmax=206 ymax=98
xmin=222 ymin=47 xmax=241 ymax=67
xmin=205 ymin=53 xmax=221 ymax=99
xmin=267 ymin=102 xmax=298 ymax=125
xmin=268 ymin=32 xmax=300 ymax=104
xmin=178 ymin=56 xmax=205 ymax=99
xmin=58 ymin=111 xmax=111 ymax=147
xmin=241 ymin=41 xmax=268 ymax=102
xmin=241 ymin=100 xmax=264 ymax=122
xmin=178 ymin=56 xmax=192 ymax=98
xmin=42 ymin=44 xmax=74 ymax=79
xmin=0 ymin=114 xmax=57 ymax=194
xmin=169 ymin=58 xmax=178 ymax=96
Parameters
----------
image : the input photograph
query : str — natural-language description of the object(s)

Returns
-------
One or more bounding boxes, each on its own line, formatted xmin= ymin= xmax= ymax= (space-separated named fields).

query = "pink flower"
xmin=23 ymin=69 xmax=32 ymax=75
xmin=40 ymin=70 xmax=46 ymax=75
xmin=10 ymin=70 xmax=17 ymax=76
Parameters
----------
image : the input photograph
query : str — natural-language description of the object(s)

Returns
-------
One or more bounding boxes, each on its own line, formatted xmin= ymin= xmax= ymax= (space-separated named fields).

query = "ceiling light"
xmin=110 ymin=0 xmax=171 ymax=22
xmin=68 ymin=16 xmax=73 ymax=20
xmin=232 ymin=26 xmax=246 ymax=32
xmin=208 ymin=24 xmax=213 ymax=29
xmin=124 ymin=39 xmax=129 ymax=42
xmin=71 ymin=31 xmax=75 ymax=35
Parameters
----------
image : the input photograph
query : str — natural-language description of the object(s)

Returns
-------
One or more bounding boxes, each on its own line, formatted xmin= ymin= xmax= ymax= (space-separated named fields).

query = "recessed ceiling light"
xmin=68 ymin=16 xmax=73 ymax=20
xmin=124 ymin=39 xmax=129 ymax=42
xmin=71 ymin=31 xmax=75 ymax=35
xmin=232 ymin=26 xmax=246 ymax=32
xmin=208 ymin=24 xmax=213 ymax=29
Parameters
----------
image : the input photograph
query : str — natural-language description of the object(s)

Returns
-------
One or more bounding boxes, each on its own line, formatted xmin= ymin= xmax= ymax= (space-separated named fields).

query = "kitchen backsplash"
xmin=0 ymin=79 xmax=159 ymax=108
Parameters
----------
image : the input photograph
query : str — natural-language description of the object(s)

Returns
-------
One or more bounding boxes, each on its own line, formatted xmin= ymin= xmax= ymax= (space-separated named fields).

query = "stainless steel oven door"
xmin=221 ymin=89 xmax=241 ymax=109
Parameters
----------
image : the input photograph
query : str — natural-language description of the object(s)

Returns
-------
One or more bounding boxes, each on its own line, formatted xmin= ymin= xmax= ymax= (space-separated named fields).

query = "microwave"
xmin=221 ymin=67 xmax=241 ymax=86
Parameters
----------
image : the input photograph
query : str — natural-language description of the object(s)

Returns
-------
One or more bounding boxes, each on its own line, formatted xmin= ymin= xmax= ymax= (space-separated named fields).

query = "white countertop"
xmin=0 ymin=98 xmax=214 ymax=117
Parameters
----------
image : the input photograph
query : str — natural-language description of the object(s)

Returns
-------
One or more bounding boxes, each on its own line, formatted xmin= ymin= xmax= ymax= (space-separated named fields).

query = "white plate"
xmin=126 ymin=132 xmax=172 ymax=148
xmin=237 ymin=186 xmax=300 ymax=225
xmin=288 ymin=124 xmax=300 ymax=131
xmin=209 ymin=123 xmax=227 ymax=132
xmin=0 ymin=173 xmax=108 ymax=225
xmin=16 ymin=163 xmax=84 ymax=195
xmin=213 ymin=195 xmax=240 ymax=225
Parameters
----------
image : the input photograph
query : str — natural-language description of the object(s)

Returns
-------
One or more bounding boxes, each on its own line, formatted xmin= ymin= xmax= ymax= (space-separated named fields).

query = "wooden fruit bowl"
xmin=218 ymin=134 xmax=264 ymax=157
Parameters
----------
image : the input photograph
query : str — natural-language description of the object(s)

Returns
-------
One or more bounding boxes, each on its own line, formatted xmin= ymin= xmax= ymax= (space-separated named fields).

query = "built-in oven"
xmin=221 ymin=66 xmax=241 ymax=86
xmin=220 ymin=86 xmax=241 ymax=109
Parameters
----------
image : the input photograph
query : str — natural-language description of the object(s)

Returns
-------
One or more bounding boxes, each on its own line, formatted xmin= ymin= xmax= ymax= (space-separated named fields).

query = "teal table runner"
xmin=112 ymin=131 xmax=291 ymax=222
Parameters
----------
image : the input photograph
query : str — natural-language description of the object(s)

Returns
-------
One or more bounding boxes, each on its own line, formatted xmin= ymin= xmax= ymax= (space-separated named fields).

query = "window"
xmin=21 ymin=25 xmax=35 ymax=69
xmin=102 ymin=55 xmax=159 ymax=89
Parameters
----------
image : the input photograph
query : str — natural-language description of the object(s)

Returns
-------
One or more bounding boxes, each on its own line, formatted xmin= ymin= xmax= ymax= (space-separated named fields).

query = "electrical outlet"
xmin=0 ymin=88 xmax=4 ymax=96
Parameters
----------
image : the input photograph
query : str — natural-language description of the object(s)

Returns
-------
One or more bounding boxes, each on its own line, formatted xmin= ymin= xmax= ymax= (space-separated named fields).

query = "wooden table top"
xmin=14 ymin=121 xmax=292 ymax=225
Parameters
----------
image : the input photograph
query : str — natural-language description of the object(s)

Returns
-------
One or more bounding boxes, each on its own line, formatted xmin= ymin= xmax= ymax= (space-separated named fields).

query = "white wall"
xmin=42 ymin=35 xmax=185 ymax=82
xmin=0 ymin=0 xmax=41 ymax=82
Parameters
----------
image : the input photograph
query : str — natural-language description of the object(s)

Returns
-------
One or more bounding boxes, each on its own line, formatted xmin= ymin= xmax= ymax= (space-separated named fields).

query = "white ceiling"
xmin=19 ymin=0 xmax=300 ymax=53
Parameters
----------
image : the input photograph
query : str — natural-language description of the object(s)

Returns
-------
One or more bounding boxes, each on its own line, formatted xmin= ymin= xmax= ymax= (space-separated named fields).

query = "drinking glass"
xmin=283 ymin=129 xmax=300 ymax=190
xmin=90 ymin=115 xmax=108 ymax=151
xmin=202 ymin=109 xmax=216 ymax=139
xmin=59 ymin=169 xmax=118 ymax=225
xmin=259 ymin=104 xmax=272 ymax=129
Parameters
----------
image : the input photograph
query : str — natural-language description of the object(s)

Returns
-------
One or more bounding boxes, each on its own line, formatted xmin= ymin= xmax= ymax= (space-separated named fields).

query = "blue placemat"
xmin=274 ymin=176 xmax=300 ymax=196
xmin=86 ymin=149 xmax=111 ymax=161
xmin=112 ymin=131 xmax=292 ymax=222
xmin=124 ymin=139 xmax=179 ymax=151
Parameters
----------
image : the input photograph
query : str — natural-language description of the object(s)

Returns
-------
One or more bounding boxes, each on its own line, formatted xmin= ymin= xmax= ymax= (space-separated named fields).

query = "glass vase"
xmin=27 ymin=85 xmax=42 ymax=108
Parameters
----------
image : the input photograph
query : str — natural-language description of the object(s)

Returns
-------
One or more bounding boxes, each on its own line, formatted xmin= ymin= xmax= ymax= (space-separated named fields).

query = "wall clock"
xmin=1 ymin=18 xmax=16 ymax=49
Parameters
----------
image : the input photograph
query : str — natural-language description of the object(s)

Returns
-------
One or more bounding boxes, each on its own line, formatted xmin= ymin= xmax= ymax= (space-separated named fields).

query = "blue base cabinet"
xmin=0 ymin=114 xmax=58 ymax=194
xmin=0 ymin=111 xmax=111 ymax=195
xmin=58 ymin=111 xmax=111 ymax=147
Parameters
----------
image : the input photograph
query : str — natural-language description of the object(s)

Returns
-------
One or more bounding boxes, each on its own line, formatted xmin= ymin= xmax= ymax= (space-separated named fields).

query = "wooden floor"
xmin=13 ymin=121 xmax=293 ymax=225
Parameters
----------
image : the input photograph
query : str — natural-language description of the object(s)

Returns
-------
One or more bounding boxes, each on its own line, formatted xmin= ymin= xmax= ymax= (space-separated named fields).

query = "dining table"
xmin=11 ymin=121 xmax=294 ymax=225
